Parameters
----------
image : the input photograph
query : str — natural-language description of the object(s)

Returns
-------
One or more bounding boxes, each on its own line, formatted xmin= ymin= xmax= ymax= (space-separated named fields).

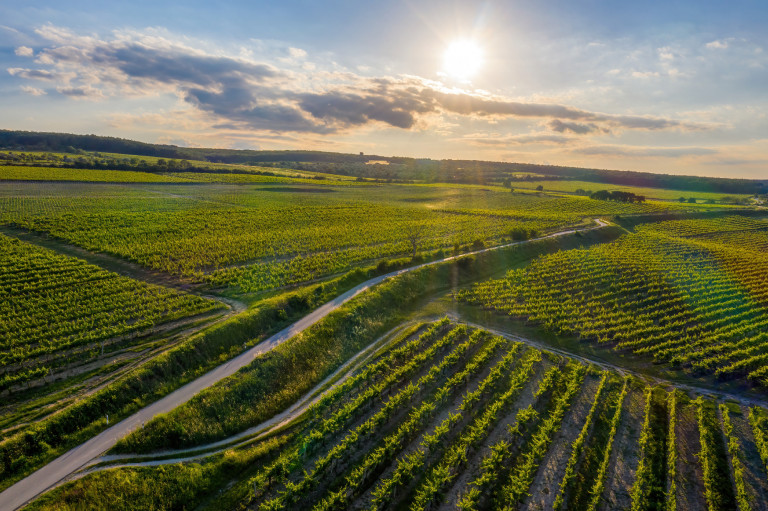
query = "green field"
xmin=0 ymin=179 xmax=717 ymax=294
xmin=509 ymin=179 xmax=753 ymax=202
xmin=0 ymin=233 xmax=219 ymax=392
xmin=24 ymin=321 xmax=768 ymax=511
xmin=459 ymin=216 xmax=768 ymax=384
xmin=1 ymin=145 xmax=767 ymax=510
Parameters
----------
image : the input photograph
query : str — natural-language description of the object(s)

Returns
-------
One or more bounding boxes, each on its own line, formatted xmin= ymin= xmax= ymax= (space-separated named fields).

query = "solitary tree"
xmin=405 ymin=225 xmax=425 ymax=259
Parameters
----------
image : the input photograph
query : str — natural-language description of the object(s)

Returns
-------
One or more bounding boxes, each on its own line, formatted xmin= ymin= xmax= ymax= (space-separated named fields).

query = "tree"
xmin=405 ymin=225 xmax=425 ymax=259
xmin=536 ymin=185 xmax=544 ymax=191
xmin=678 ymin=197 xmax=686 ymax=203
xmin=687 ymin=197 xmax=697 ymax=203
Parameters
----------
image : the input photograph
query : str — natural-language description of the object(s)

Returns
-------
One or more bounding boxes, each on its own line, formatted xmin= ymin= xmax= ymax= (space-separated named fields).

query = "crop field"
xmin=0 ymin=166 xmax=193 ymax=184
xmin=23 ymin=320 xmax=768 ymax=511
xmin=0 ymin=153 xmax=766 ymax=511
xmin=0 ymin=164 xmax=365 ymax=187
xmin=0 ymin=233 xmax=219 ymax=392
xmin=459 ymin=215 xmax=768 ymax=386
xmin=0 ymin=179 xmax=715 ymax=294
xmin=507 ymin=179 xmax=753 ymax=202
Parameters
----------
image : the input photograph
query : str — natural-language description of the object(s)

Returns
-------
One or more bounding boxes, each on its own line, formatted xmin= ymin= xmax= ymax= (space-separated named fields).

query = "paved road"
xmin=0 ymin=220 xmax=606 ymax=511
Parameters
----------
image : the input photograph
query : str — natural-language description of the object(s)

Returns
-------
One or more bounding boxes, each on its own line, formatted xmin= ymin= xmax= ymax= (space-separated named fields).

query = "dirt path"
xmin=521 ymin=371 xmax=602 ymax=511
xmin=93 ymin=322 xmax=415 ymax=464
xmin=727 ymin=405 xmax=768 ymax=511
xmin=598 ymin=381 xmax=645 ymax=511
xmin=675 ymin=395 xmax=708 ymax=511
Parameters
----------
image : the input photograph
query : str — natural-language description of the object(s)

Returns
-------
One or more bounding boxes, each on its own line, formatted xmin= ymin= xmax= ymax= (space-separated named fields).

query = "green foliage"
xmin=748 ymin=406 xmax=768 ymax=475
xmin=24 ymin=435 xmax=288 ymax=511
xmin=552 ymin=372 xmax=608 ymax=510
xmin=116 ymin=228 xmax=616 ymax=454
xmin=0 ymin=165 xmax=190 ymax=183
xmin=0 ymin=280 xmax=345 ymax=490
xmin=719 ymin=404 xmax=750 ymax=511
xmin=666 ymin=391 xmax=678 ymax=511
xmin=630 ymin=387 xmax=669 ymax=511
xmin=0 ymin=234 xmax=217 ymax=390
xmin=459 ymin=216 xmax=768 ymax=385
xmin=696 ymin=397 xmax=737 ymax=511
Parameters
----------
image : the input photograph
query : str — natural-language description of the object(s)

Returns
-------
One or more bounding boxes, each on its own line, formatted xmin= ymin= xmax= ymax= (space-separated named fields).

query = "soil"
xmin=520 ymin=370 xmax=602 ymax=511
xmin=675 ymin=394 xmax=708 ymax=511
xmin=598 ymin=380 xmax=645 ymax=511
xmin=436 ymin=356 xmax=555 ymax=510
xmin=728 ymin=405 xmax=768 ymax=511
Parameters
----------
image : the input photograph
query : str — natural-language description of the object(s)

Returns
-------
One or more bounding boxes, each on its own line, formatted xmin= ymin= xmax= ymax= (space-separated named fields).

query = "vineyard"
xmin=0 ymin=166 xmax=191 ymax=184
xmin=0 ymin=164 xmax=362 ymax=187
xmin=459 ymin=215 xmax=768 ymax=387
xmin=23 ymin=320 xmax=768 ymax=511
xmin=1 ymin=159 xmax=767 ymax=511
xmin=505 ymin=179 xmax=752 ymax=203
xmin=0 ymin=179 xmax=719 ymax=294
xmin=0 ymin=233 xmax=219 ymax=392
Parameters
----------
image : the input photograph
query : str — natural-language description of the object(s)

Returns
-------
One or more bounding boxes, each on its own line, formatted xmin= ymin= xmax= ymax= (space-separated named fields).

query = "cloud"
xmin=288 ymin=47 xmax=307 ymax=59
xmin=15 ymin=46 xmax=34 ymax=57
xmin=631 ymin=70 xmax=660 ymax=79
xmin=460 ymin=133 xmax=574 ymax=146
xmin=21 ymin=85 xmax=46 ymax=96
xmin=548 ymin=119 xmax=607 ymax=135
xmin=573 ymin=145 xmax=717 ymax=158
xmin=56 ymin=85 xmax=104 ymax=99
xmin=705 ymin=39 xmax=730 ymax=50
xmin=7 ymin=67 xmax=63 ymax=81
xmin=10 ymin=25 xmax=709 ymax=137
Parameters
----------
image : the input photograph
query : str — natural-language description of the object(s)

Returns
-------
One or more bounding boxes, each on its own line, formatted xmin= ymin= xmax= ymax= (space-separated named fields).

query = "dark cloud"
xmin=296 ymin=91 xmax=425 ymax=129
xmin=548 ymin=119 xmax=608 ymax=135
xmin=608 ymin=115 xmax=688 ymax=131
xmin=56 ymin=85 xmax=102 ymax=98
xmin=431 ymin=92 xmax=592 ymax=120
xmin=100 ymin=44 xmax=276 ymax=86
xmin=185 ymin=84 xmax=332 ymax=133
xmin=7 ymin=67 xmax=61 ymax=81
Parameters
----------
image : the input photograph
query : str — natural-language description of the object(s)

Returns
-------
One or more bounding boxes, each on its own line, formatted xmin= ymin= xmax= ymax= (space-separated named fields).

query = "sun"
xmin=442 ymin=39 xmax=484 ymax=80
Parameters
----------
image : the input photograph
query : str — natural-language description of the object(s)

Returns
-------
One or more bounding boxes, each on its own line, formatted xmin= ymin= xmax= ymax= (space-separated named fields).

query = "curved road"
xmin=0 ymin=219 xmax=607 ymax=511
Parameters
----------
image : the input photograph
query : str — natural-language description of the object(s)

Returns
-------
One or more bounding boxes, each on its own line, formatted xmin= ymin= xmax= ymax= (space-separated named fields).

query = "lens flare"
xmin=442 ymin=39 xmax=483 ymax=80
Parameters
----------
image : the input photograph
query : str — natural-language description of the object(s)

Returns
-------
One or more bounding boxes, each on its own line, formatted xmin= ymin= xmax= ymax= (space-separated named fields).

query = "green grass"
xmin=509 ymin=179 xmax=752 ymax=202
xmin=0 ymin=165 xmax=190 ymax=183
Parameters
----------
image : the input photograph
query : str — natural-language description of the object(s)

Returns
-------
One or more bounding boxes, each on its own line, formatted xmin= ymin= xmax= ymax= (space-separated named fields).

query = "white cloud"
xmin=705 ymin=39 xmax=730 ymax=49
xmin=21 ymin=85 xmax=46 ymax=96
xmin=288 ymin=47 xmax=307 ymax=59
xmin=15 ymin=46 xmax=34 ymax=57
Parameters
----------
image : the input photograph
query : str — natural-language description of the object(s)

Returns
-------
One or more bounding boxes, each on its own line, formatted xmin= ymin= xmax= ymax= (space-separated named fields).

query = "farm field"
xmin=0 ymin=153 xmax=766 ymax=510
xmin=508 ymin=179 xmax=754 ymax=202
xmin=458 ymin=215 xmax=768 ymax=387
xmin=0 ymin=177 xmax=718 ymax=295
xmin=0 ymin=164 xmax=365 ymax=187
xmin=21 ymin=320 xmax=768 ymax=511
xmin=0 ymin=232 xmax=220 ymax=393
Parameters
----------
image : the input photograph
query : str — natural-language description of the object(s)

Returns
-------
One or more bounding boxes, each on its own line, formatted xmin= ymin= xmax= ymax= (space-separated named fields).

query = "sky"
xmin=1 ymin=0 xmax=767 ymax=179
